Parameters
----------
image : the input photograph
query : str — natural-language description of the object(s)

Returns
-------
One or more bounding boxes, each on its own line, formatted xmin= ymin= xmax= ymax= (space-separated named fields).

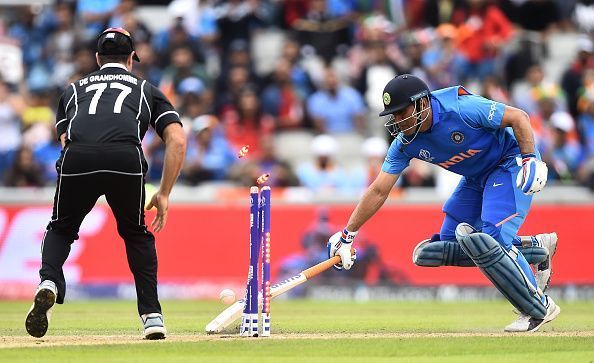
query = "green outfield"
xmin=1 ymin=299 xmax=593 ymax=362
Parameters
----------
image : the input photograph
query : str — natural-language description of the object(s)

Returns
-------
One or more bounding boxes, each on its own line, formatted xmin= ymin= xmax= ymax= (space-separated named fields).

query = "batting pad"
xmin=518 ymin=246 xmax=548 ymax=264
xmin=455 ymin=224 xmax=546 ymax=319
xmin=413 ymin=240 xmax=547 ymax=267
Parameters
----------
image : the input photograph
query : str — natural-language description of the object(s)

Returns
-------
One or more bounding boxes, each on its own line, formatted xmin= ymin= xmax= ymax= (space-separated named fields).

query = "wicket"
xmin=240 ymin=186 xmax=271 ymax=337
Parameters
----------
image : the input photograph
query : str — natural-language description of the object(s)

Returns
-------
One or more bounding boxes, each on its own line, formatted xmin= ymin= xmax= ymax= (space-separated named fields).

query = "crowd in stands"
xmin=1 ymin=0 xmax=594 ymax=193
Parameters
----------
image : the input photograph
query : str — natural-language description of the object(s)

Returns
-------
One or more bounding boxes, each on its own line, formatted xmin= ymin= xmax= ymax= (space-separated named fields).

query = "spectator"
xmin=21 ymin=90 xmax=54 ymax=149
xmin=307 ymin=67 xmax=366 ymax=134
xmin=215 ymin=0 xmax=266 ymax=58
xmin=77 ymin=0 xmax=121 ymax=40
xmin=45 ymin=3 xmax=81 ymax=89
xmin=220 ymin=86 xmax=275 ymax=156
xmin=455 ymin=0 xmax=515 ymax=82
xmin=280 ymin=37 xmax=314 ymax=98
xmin=539 ymin=111 xmax=583 ymax=181
xmin=153 ymin=17 xmax=204 ymax=69
xmin=425 ymin=0 xmax=469 ymax=27
xmin=4 ymin=146 xmax=44 ymax=187
xmin=33 ymin=137 xmax=61 ymax=184
xmin=261 ymin=58 xmax=306 ymax=130
xmin=561 ymin=35 xmax=594 ymax=118
xmin=292 ymin=0 xmax=352 ymax=64
xmin=133 ymin=41 xmax=163 ymax=86
xmin=353 ymin=40 xmax=400 ymax=117
xmin=512 ymin=63 xmax=564 ymax=116
xmin=361 ymin=136 xmax=389 ymax=187
xmin=421 ymin=23 xmax=462 ymax=89
xmin=176 ymin=77 xmax=211 ymax=122
xmin=0 ymin=81 xmax=23 ymax=178
xmin=108 ymin=0 xmax=152 ymax=44
xmin=296 ymin=134 xmax=351 ymax=193
xmin=482 ymin=75 xmax=511 ymax=104
xmin=215 ymin=65 xmax=253 ymax=114
xmin=576 ymin=70 xmax=594 ymax=188
xmin=160 ymin=46 xmax=210 ymax=102
xmin=8 ymin=5 xmax=52 ymax=72
xmin=182 ymin=115 xmax=236 ymax=184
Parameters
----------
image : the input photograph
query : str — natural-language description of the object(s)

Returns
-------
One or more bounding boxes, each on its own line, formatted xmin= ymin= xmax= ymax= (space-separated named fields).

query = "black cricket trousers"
xmin=40 ymin=142 xmax=161 ymax=316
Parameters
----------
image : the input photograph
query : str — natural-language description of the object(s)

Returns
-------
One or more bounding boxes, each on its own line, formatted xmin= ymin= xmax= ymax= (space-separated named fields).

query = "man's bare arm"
xmin=500 ymin=105 xmax=535 ymax=155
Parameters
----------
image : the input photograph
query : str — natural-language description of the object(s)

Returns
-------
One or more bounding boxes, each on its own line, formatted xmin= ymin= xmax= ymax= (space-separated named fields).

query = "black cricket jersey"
xmin=56 ymin=63 xmax=180 ymax=145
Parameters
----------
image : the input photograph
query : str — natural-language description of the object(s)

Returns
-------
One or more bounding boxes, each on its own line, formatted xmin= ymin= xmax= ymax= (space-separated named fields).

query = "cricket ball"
xmin=219 ymin=289 xmax=236 ymax=305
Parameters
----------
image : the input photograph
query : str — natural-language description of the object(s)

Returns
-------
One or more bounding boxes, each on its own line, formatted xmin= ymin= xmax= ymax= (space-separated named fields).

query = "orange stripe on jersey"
xmin=458 ymin=87 xmax=470 ymax=96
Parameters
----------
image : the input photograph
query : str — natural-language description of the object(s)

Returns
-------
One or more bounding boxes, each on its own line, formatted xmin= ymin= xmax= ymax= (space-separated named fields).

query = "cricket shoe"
xmin=142 ymin=313 xmax=167 ymax=340
xmin=25 ymin=280 xmax=57 ymax=338
xmin=534 ymin=233 xmax=558 ymax=292
xmin=504 ymin=296 xmax=561 ymax=332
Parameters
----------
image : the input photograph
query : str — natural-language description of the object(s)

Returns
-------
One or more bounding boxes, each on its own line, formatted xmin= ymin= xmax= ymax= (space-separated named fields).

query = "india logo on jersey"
xmin=438 ymin=149 xmax=482 ymax=169
xmin=451 ymin=131 xmax=464 ymax=144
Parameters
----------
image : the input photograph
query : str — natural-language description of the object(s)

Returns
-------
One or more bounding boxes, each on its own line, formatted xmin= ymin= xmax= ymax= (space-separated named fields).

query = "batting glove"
xmin=327 ymin=229 xmax=357 ymax=270
xmin=516 ymin=153 xmax=548 ymax=195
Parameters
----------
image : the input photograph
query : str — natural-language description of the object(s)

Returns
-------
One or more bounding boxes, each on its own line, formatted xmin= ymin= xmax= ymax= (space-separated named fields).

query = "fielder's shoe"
xmin=534 ymin=233 xmax=558 ymax=292
xmin=504 ymin=296 xmax=561 ymax=332
xmin=142 ymin=313 xmax=167 ymax=340
xmin=25 ymin=280 xmax=57 ymax=338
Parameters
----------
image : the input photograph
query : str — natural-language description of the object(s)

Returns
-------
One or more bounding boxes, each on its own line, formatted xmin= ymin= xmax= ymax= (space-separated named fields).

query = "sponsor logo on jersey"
xmin=487 ymin=101 xmax=497 ymax=121
xmin=438 ymin=149 xmax=482 ymax=169
xmin=419 ymin=149 xmax=435 ymax=162
xmin=451 ymin=131 xmax=464 ymax=144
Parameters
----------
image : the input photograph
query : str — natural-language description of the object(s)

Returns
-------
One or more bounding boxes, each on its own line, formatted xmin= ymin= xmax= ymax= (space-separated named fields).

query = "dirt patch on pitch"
xmin=2 ymin=331 xmax=594 ymax=349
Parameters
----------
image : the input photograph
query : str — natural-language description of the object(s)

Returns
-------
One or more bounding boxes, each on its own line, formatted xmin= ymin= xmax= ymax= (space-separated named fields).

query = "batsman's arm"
xmin=346 ymin=171 xmax=399 ymax=232
xmin=500 ymin=105 xmax=535 ymax=156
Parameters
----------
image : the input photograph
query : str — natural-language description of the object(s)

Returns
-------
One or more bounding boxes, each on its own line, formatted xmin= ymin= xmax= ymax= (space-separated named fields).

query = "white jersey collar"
xmin=100 ymin=63 xmax=129 ymax=71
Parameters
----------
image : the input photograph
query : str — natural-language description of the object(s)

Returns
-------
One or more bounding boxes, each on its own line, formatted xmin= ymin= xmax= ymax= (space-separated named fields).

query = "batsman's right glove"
xmin=327 ymin=229 xmax=357 ymax=270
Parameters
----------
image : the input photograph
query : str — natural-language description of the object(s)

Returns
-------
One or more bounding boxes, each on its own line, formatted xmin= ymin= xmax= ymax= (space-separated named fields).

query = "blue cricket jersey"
xmin=382 ymin=86 xmax=520 ymax=181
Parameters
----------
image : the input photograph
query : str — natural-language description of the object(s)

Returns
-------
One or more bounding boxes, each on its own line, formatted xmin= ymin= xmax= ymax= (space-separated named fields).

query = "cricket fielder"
xmin=328 ymin=74 xmax=560 ymax=332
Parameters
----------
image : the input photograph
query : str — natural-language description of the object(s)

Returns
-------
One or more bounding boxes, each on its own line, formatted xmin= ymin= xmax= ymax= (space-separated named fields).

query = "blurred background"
xmin=0 ymin=0 xmax=593 ymax=302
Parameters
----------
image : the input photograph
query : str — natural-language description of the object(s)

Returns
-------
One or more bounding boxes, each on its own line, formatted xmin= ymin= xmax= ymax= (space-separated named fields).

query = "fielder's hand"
xmin=516 ymin=153 xmax=548 ymax=195
xmin=146 ymin=191 xmax=169 ymax=232
xmin=327 ymin=229 xmax=357 ymax=270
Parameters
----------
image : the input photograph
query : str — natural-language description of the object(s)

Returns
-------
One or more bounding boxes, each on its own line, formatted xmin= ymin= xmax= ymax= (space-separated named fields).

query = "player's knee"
xmin=46 ymin=222 xmax=80 ymax=241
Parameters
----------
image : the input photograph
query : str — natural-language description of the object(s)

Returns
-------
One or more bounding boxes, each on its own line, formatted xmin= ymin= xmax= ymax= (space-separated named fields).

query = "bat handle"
xmin=302 ymin=249 xmax=355 ymax=279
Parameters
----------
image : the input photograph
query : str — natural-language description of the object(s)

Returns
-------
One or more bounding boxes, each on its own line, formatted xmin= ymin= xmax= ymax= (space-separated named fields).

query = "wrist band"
xmin=521 ymin=153 xmax=536 ymax=164
xmin=341 ymin=228 xmax=358 ymax=243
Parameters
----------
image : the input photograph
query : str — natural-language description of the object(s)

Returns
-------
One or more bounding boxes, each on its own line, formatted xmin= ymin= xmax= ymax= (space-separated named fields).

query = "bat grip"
xmin=302 ymin=249 xmax=355 ymax=279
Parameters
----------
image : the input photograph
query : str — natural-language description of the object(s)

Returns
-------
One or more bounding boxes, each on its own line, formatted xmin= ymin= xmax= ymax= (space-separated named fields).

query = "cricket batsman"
xmin=328 ymin=74 xmax=560 ymax=332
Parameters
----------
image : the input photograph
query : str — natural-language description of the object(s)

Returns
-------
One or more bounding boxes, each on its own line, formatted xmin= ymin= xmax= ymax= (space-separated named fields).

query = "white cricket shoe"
xmin=25 ymin=280 xmax=57 ymax=338
xmin=504 ymin=296 xmax=561 ymax=332
xmin=142 ymin=313 xmax=167 ymax=340
xmin=534 ymin=233 xmax=558 ymax=292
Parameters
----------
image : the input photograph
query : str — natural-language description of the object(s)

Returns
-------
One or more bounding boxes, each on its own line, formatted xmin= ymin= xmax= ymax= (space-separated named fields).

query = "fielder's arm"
xmin=346 ymin=171 xmax=400 ymax=232
xmin=147 ymin=123 xmax=186 ymax=232
xmin=159 ymin=123 xmax=186 ymax=196
xmin=500 ymin=105 xmax=535 ymax=155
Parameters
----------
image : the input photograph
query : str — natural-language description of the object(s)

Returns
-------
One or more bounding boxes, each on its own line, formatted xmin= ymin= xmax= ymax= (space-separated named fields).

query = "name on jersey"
xmin=79 ymin=74 xmax=138 ymax=86
xmin=438 ymin=149 xmax=482 ymax=169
